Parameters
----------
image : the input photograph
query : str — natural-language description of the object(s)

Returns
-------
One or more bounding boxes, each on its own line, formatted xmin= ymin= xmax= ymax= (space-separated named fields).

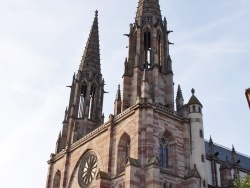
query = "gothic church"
xmin=45 ymin=1 xmax=250 ymax=188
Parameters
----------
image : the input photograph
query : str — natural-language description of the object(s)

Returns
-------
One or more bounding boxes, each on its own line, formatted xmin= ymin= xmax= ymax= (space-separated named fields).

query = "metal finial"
xmin=191 ymin=88 xmax=195 ymax=95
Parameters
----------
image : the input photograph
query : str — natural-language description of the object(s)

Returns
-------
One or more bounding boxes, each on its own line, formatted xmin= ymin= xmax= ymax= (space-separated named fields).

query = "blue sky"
xmin=0 ymin=0 xmax=249 ymax=187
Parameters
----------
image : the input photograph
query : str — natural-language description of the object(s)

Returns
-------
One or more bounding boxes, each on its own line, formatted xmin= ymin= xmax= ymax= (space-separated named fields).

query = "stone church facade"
xmin=45 ymin=1 xmax=250 ymax=188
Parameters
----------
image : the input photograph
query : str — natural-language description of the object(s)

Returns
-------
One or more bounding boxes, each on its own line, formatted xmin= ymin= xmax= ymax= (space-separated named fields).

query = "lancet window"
xmin=144 ymin=31 xmax=151 ymax=69
xmin=88 ymin=85 xmax=96 ymax=120
xmin=52 ymin=171 xmax=61 ymax=188
xmin=117 ymin=133 xmax=131 ymax=174
xmin=78 ymin=83 xmax=87 ymax=118
xmin=159 ymin=138 xmax=168 ymax=168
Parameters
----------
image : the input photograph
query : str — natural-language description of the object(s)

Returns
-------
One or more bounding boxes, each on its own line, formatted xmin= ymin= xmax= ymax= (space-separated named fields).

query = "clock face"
xmin=78 ymin=152 xmax=98 ymax=188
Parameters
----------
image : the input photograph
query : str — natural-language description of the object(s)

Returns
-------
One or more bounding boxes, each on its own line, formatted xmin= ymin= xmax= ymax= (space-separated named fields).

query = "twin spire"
xmin=80 ymin=10 xmax=100 ymax=71
xmin=80 ymin=0 xmax=162 ymax=71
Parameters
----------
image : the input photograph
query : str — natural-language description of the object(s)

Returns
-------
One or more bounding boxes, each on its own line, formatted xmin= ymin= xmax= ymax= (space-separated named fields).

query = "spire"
xmin=136 ymin=0 xmax=162 ymax=21
xmin=80 ymin=10 xmax=100 ymax=71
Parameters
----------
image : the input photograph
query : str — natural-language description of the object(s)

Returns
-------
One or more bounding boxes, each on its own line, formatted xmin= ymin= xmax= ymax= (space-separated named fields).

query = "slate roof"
xmin=187 ymin=95 xmax=203 ymax=107
xmin=205 ymin=141 xmax=250 ymax=171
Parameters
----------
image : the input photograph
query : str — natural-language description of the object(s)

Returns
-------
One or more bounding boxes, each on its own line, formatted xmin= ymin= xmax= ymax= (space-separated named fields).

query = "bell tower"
xmin=122 ymin=0 xmax=174 ymax=111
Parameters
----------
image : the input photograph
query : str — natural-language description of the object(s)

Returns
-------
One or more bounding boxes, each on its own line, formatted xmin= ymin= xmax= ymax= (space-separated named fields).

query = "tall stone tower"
xmin=46 ymin=1 xmax=209 ymax=188
xmin=122 ymin=0 xmax=174 ymax=110
xmin=57 ymin=11 xmax=105 ymax=152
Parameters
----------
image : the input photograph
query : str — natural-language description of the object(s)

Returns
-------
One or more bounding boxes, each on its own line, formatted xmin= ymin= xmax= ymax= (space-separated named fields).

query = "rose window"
xmin=78 ymin=152 xmax=98 ymax=187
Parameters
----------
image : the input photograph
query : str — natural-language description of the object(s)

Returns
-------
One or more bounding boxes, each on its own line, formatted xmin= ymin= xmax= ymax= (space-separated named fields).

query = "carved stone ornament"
xmin=78 ymin=152 xmax=98 ymax=187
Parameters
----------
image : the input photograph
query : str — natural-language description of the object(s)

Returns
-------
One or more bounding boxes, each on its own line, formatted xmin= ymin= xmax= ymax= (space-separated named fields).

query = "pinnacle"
xmin=116 ymin=85 xmax=121 ymax=101
xmin=80 ymin=10 xmax=100 ymax=71
xmin=209 ymin=135 xmax=213 ymax=143
xmin=176 ymin=84 xmax=183 ymax=98
xmin=232 ymin=145 xmax=236 ymax=152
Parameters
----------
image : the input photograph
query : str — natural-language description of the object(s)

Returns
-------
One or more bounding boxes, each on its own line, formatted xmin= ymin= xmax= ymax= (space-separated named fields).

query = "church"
xmin=45 ymin=1 xmax=250 ymax=187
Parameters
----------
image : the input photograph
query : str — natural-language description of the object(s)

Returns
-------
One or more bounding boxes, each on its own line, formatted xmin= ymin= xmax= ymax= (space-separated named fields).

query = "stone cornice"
xmin=48 ymin=98 xmax=185 ymax=164
xmin=48 ymin=120 xmax=111 ymax=163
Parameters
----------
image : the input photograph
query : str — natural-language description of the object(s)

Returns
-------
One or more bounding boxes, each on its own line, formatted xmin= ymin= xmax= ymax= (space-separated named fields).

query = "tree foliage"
xmin=234 ymin=175 xmax=250 ymax=188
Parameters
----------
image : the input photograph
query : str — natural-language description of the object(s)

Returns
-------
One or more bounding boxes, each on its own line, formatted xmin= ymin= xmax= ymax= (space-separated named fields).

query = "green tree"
xmin=234 ymin=175 xmax=250 ymax=188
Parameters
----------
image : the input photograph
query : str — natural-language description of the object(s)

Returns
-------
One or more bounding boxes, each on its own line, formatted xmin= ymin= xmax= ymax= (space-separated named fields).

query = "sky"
xmin=0 ymin=0 xmax=249 ymax=187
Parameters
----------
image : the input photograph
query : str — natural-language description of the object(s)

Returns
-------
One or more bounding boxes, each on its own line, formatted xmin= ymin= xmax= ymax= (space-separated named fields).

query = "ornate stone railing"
xmin=113 ymin=102 xmax=183 ymax=122
xmin=70 ymin=121 xmax=110 ymax=149
xmin=114 ymin=107 xmax=133 ymax=121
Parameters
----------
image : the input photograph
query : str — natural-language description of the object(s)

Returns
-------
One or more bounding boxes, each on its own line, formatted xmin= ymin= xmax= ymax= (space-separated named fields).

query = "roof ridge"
xmin=205 ymin=139 xmax=250 ymax=159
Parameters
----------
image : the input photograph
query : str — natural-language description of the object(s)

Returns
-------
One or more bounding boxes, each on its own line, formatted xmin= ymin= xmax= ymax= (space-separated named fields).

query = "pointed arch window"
xmin=52 ymin=171 xmax=61 ymax=188
xmin=117 ymin=133 xmax=131 ymax=174
xmin=163 ymin=182 xmax=167 ymax=188
xmin=159 ymin=138 xmax=168 ymax=168
xmin=144 ymin=31 xmax=151 ymax=69
xmin=78 ymin=83 xmax=87 ymax=118
xmin=88 ymin=85 xmax=96 ymax=120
